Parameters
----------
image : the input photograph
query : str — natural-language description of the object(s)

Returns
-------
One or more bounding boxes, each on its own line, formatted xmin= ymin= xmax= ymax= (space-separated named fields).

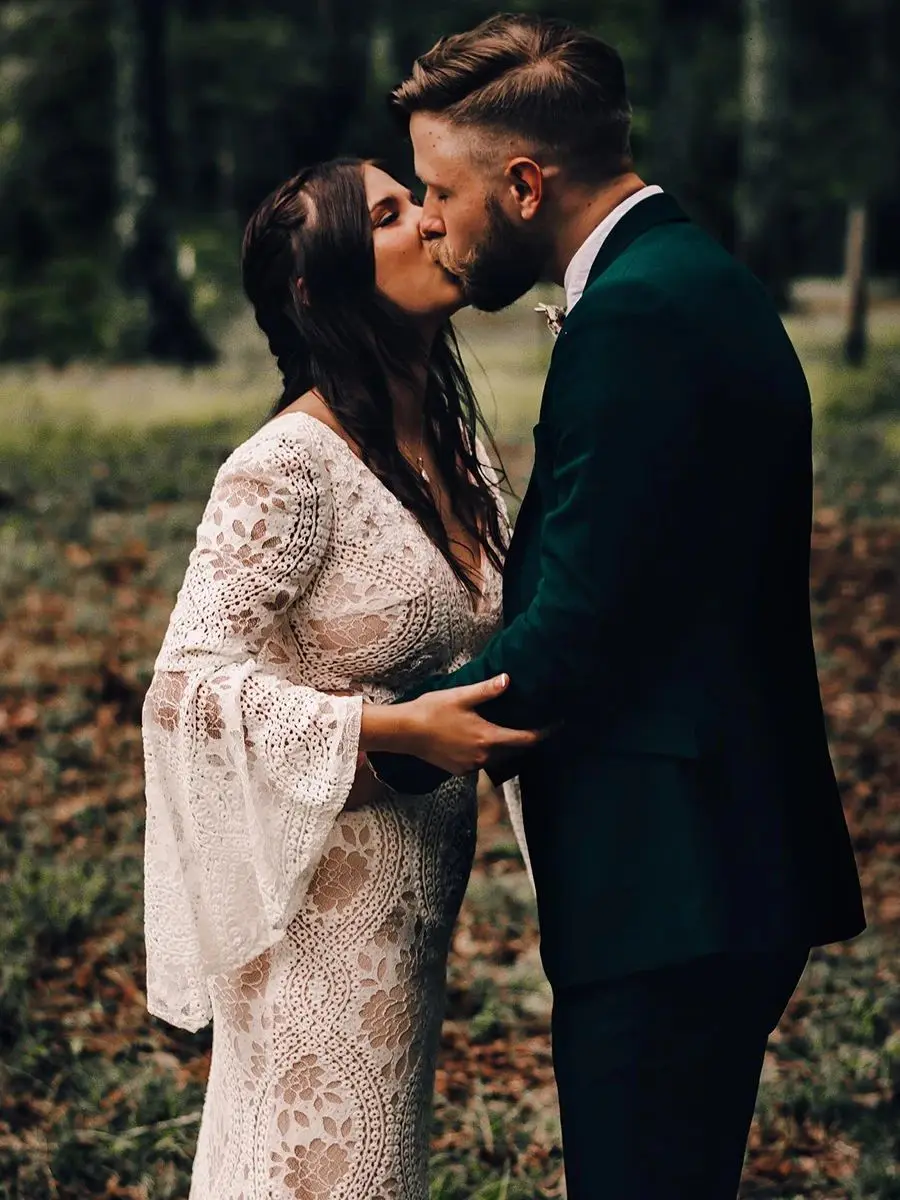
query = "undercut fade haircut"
xmin=391 ymin=12 xmax=633 ymax=184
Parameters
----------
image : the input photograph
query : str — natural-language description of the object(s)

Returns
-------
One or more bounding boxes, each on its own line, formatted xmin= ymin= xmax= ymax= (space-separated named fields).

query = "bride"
xmin=141 ymin=157 xmax=539 ymax=1200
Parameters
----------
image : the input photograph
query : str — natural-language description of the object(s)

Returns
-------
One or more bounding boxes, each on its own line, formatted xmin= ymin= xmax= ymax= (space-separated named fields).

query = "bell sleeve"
xmin=141 ymin=428 xmax=362 ymax=1031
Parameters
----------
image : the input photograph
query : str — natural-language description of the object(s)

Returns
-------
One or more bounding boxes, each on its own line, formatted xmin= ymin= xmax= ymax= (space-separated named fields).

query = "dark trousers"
xmin=551 ymin=947 xmax=809 ymax=1200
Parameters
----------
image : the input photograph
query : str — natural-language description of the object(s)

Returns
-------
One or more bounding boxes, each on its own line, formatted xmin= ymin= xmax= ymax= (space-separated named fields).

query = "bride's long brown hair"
xmin=240 ymin=157 xmax=510 ymax=599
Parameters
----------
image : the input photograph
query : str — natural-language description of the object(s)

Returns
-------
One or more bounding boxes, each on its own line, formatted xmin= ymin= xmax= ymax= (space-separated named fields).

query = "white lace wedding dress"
xmin=142 ymin=411 xmax=530 ymax=1200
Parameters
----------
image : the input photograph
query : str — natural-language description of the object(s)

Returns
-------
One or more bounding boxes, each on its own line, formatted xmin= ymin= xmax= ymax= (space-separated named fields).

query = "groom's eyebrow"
xmin=417 ymin=173 xmax=450 ymax=196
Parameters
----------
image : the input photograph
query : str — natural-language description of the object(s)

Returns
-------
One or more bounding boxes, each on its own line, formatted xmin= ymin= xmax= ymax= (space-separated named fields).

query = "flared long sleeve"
xmin=141 ymin=428 xmax=363 ymax=1031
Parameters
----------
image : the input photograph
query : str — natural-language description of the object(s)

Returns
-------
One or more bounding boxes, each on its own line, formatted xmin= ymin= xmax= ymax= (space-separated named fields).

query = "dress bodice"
xmin=156 ymin=412 xmax=507 ymax=704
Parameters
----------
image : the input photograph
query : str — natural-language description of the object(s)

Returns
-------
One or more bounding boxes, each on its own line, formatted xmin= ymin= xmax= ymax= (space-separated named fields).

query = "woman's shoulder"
xmin=222 ymin=395 xmax=344 ymax=491
xmin=276 ymin=391 xmax=345 ymax=437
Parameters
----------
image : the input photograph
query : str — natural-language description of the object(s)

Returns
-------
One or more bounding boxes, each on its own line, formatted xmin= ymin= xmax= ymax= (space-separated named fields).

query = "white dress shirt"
xmin=563 ymin=185 xmax=664 ymax=313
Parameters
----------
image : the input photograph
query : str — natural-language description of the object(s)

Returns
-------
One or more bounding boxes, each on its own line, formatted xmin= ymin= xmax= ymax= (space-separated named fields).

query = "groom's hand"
xmin=402 ymin=674 xmax=548 ymax=775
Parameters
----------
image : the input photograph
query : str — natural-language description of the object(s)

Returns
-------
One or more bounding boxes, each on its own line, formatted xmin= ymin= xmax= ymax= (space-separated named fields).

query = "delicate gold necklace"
xmin=399 ymin=411 xmax=430 ymax=486
xmin=400 ymin=447 xmax=430 ymax=486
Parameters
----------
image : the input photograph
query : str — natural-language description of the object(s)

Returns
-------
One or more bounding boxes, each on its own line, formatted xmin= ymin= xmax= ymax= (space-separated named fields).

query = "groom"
xmin=370 ymin=13 xmax=865 ymax=1198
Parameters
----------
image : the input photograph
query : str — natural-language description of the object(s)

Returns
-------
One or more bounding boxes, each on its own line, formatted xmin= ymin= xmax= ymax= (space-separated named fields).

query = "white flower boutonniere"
xmin=534 ymin=303 xmax=566 ymax=339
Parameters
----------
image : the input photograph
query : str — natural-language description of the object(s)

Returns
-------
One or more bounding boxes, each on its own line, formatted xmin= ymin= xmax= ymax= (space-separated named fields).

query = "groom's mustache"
xmin=426 ymin=240 xmax=472 ymax=283
xmin=426 ymin=240 xmax=456 ymax=270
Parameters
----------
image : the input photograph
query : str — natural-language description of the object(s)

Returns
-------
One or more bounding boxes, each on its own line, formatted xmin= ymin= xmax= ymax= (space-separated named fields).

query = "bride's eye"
xmin=377 ymin=210 xmax=398 ymax=228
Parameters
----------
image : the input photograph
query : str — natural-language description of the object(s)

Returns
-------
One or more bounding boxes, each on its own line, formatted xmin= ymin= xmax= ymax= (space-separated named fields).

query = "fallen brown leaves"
xmin=0 ymin=500 xmax=898 ymax=1197
xmin=813 ymin=509 xmax=900 ymax=924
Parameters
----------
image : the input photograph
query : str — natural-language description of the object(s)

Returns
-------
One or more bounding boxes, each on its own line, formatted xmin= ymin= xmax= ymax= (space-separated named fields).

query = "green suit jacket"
xmin=371 ymin=194 xmax=866 ymax=988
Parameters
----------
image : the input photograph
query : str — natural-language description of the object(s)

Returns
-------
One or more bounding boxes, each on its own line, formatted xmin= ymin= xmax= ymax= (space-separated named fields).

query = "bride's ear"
xmin=291 ymin=277 xmax=310 ymax=308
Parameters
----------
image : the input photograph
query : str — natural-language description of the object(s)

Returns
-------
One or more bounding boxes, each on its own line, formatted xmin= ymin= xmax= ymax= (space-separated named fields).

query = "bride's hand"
xmin=400 ymin=675 xmax=548 ymax=775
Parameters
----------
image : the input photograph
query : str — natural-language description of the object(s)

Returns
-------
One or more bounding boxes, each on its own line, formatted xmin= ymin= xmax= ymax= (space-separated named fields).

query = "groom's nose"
xmin=418 ymin=206 xmax=445 ymax=240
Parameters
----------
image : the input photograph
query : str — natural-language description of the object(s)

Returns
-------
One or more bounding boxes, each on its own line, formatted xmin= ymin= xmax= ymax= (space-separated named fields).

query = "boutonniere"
xmin=534 ymin=303 xmax=566 ymax=339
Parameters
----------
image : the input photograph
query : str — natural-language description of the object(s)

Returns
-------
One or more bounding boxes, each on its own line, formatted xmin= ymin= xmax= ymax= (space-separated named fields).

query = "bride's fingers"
xmin=448 ymin=674 xmax=510 ymax=708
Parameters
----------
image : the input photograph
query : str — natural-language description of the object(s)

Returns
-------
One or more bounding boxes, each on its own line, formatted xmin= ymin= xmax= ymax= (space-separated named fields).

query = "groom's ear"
xmin=505 ymin=158 xmax=552 ymax=221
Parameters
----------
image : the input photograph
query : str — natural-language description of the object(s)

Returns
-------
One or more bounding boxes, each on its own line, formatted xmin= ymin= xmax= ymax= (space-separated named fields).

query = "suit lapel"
xmin=504 ymin=195 xmax=691 ymax=625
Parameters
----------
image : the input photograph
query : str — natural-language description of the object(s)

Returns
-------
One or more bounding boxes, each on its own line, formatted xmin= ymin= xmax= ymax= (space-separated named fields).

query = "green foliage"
xmin=754 ymin=938 xmax=900 ymax=1197
xmin=1 ymin=0 xmax=899 ymax=362
xmin=804 ymin=341 xmax=900 ymax=517
xmin=0 ymin=856 xmax=117 ymax=1044
xmin=0 ymin=0 xmax=117 ymax=360
xmin=0 ymin=416 xmax=241 ymax=530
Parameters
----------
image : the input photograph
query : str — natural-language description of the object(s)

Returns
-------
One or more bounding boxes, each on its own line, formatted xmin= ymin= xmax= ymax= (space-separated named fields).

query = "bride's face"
xmin=364 ymin=164 xmax=464 ymax=321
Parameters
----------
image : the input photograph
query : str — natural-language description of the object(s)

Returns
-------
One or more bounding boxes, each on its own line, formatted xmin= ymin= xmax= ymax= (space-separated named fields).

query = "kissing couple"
xmin=142 ymin=13 xmax=865 ymax=1200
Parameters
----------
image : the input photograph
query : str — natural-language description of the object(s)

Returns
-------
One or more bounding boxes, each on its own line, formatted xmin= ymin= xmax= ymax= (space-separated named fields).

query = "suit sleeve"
xmin=370 ymin=287 xmax=706 ymax=791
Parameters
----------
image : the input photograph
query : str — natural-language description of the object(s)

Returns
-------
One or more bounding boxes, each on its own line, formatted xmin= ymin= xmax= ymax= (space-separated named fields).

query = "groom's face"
xmin=410 ymin=113 xmax=547 ymax=312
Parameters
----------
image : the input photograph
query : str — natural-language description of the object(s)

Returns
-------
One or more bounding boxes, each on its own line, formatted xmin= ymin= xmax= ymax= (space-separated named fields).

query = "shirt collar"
xmin=563 ymin=185 xmax=664 ymax=313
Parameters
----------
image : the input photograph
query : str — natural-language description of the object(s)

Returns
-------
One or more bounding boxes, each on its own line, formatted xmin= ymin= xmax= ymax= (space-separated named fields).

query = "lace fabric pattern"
xmin=142 ymin=412 xmax=530 ymax=1199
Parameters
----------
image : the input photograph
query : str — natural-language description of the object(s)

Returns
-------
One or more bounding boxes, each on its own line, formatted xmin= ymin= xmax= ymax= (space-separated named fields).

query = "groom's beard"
xmin=432 ymin=197 xmax=545 ymax=313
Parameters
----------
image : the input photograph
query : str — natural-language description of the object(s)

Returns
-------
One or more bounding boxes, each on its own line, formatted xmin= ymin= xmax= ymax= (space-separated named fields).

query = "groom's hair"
xmin=391 ymin=13 xmax=633 ymax=184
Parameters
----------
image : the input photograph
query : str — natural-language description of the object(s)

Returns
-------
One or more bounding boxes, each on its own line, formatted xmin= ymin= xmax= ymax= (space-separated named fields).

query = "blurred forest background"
xmin=1 ymin=1 xmax=900 ymax=1198
xmin=1 ymin=0 xmax=899 ymax=363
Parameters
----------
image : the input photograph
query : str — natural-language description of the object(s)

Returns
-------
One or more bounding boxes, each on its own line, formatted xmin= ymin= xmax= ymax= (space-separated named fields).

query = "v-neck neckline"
xmin=270 ymin=409 xmax=489 ymax=617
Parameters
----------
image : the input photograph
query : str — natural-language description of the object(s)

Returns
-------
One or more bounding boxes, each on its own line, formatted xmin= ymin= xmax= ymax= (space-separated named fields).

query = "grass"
xmin=784 ymin=285 xmax=900 ymax=517
xmin=0 ymin=288 xmax=557 ymax=440
xmin=2 ymin=279 xmax=899 ymax=506
xmin=0 ymin=280 xmax=899 ymax=1198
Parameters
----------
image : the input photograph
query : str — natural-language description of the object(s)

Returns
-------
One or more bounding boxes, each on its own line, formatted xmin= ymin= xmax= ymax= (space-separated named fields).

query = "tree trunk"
xmin=298 ymin=0 xmax=374 ymax=162
xmin=650 ymin=0 xmax=702 ymax=206
xmin=843 ymin=202 xmax=869 ymax=368
xmin=738 ymin=0 xmax=791 ymax=310
xmin=111 ymin=0 xmax=215 ymax=363
xmin=181 ymin=0 xmax=232 ymax=216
